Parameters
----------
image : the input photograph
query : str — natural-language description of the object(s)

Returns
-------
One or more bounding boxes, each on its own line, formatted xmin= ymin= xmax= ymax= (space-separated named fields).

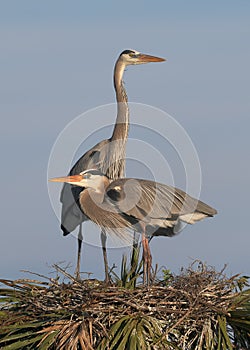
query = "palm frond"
xmin=111 ymin=242 xmax=143 ymax=289
xmin=97 ymin=314 xmax=171 ymax=349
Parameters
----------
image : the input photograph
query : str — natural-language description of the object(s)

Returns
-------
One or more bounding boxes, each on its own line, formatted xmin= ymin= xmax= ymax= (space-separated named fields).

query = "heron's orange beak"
xmin=49 ymin=175 xmax=83 ymax=183
xmin=138 ymin=54 xmax=165 ymax=63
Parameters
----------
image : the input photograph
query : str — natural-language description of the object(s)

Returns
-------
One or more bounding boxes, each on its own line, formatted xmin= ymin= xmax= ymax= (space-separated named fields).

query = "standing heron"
xmin=60 ymin=50 xmax=165 ymax=280
xmin=51 ymin=169 xmax=217 ymax=285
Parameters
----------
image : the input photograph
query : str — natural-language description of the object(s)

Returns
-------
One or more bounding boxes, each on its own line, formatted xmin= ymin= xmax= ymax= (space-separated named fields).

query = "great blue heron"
xmin=59 ymin=50 xmax=165 ymax=280
xmin=51 ymin=169 xmax=217 ymax=285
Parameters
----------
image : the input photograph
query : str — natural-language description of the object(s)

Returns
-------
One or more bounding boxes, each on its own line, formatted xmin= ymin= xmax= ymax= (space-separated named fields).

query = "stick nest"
xmin=0 ymin=262 xmax=249 ymax=349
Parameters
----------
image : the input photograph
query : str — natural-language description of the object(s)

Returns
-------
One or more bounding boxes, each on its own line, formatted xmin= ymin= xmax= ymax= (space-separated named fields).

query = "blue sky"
xmin=0 ymin=1 xmax=249 ymax=281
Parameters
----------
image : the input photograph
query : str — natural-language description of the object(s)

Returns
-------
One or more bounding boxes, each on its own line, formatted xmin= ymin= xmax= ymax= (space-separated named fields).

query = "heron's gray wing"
xmin=60 ymin=184 xmax=87 ymax=234
xmin=106 ymin=178 xmax=217 ymax=231
xmin=67 ymin=139 xmax=111 ymax=176
xmin=59 ymin=139 xmax=110 ymax=234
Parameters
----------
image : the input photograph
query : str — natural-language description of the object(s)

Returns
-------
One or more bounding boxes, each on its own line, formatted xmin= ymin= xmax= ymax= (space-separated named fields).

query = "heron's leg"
xmin=145 ymin=236 xmax=152 ymax=285
xmin=101 ymin=230 xmax=109 ymax=283
xmin=141 ymin=231 xmax=152 ymax=286
xmin=75 ymin=224 xmax=83 ymax=280
xmin=130 ymin=232 xmax=139 ymax=287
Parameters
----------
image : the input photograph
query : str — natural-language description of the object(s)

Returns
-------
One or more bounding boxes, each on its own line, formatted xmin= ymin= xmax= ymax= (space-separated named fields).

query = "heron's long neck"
xmin=111 ymin=60 xmax=129 ymax=141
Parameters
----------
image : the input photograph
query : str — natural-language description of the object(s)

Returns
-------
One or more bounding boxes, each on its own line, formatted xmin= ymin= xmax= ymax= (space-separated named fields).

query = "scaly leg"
xmin=101 ymin=230 xmax=109 ymax=283
xmin=141 ymin=231 xmax=152 ymax=286
xmin=75 ymin=224 xmax=83 ymax=280
xmin=145 ymin=236 xmax=152 ymax=285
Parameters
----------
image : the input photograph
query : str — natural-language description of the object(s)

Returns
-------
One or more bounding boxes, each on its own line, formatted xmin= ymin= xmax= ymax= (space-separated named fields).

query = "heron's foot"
xmin=103 ymin=271 xmax=112 ymax=285
xmin=74 ymin=267 xmax=81 ymax=281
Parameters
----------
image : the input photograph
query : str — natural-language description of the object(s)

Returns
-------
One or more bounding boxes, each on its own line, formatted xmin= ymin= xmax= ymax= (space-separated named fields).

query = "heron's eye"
xmin=129 ymin=53 xmax=138 ymax=58
xmin=83 ymin=173 xmax=91 ymax=179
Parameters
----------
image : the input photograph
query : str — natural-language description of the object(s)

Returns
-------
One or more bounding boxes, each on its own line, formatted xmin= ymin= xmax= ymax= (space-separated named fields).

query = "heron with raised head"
xmin=59 ymin=50 xmax=165 ymax=280
xmin=51 ymin=169 xmax=217 ymax=285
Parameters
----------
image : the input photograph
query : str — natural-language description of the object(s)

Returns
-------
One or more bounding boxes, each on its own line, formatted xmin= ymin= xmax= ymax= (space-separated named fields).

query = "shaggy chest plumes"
xmin=79 ymin=188 xmax=135 ymax=244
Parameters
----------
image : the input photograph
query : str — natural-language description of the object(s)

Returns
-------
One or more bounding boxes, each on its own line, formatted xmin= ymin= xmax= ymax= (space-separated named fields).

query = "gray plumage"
xmin=78 ymin=173 xmax=217 ymax=238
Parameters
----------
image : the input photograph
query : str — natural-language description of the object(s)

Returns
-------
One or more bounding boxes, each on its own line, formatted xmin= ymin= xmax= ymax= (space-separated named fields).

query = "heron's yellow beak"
xmin=49 ymin=175 xmax=83 ymax=183
xmin=138 ymin=54 xmax=165 ymax=63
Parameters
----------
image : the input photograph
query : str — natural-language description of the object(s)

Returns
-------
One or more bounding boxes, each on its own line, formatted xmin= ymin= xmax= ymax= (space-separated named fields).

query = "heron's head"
xmin=118 ymin=49 xmax=165 ymax=66
xmin=50 ymin=169 xmax=108 ymax=191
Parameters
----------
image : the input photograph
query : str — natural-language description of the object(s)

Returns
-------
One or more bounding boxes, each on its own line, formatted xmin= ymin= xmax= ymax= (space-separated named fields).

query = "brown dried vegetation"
xmin=0 ymin=257 xmax=249 ymax=349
